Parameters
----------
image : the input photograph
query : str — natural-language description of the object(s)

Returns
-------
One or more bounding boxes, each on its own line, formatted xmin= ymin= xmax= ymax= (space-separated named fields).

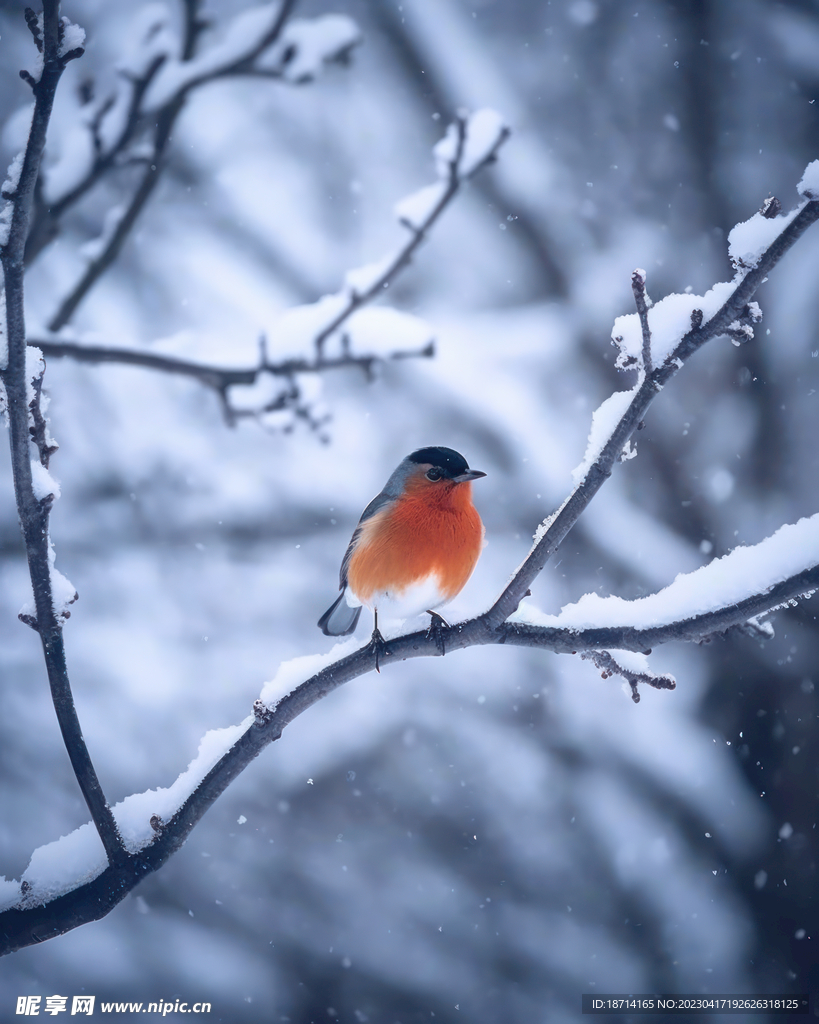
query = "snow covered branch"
xmin=483 ymin=177 xmax=819 ymax=631
xmin=26 ymin=334 xmax=435 ymax=427
xmin=24 ymin=0 xmax=360 ymax=325
xmin=27 ymin=108 xmax=508 ymax=427
xmin=313 ymin=108 xmax=510 ymax=356
xmin=0 ymin=2 xmax=124 ymax=867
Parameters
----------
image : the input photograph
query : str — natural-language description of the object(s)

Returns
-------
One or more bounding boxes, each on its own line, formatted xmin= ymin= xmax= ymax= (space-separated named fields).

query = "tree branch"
xmin=0 ymin=3 xmax=124 ymax=866
xmin=46 ymin=0 xmax=282 ymax=331
xmin=26 ymin=336 xmax=434 ymax=389
xmin=33 ymin=0 xmax=362 ymax=327
xmin=27 ymin=109 xmax=508 ymax=424
xmin=483 ymin=195 xmax=819 ymax=629
xmin=314 ymin=111 xmax=509 ymax=357
xmin=630 ymin=267 xmax=653 ymax=374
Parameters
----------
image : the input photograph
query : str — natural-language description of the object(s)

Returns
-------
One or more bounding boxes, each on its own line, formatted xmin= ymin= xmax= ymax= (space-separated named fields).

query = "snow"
xmin=339 ymin=307 xmax=433 ymax=356
xmin=727 ymin=206 xmax=801 ymax=270
xmin=271 ymin=293 xmax=348 ymax=351
xmin=797 ymin=159 xmax=819 ymax=199
xmin=394 ymin=182 xmax=448 ymax=231
xmin=571 ymin=387 xmax=637 ymax=484
xmin=17 ymin=822 xmax=107 ymax=909
xmin=25 ymin=346 xmax=44 ymax=403
xmin=146 ymin=6 xmax=280 ymax=108
xmin=0 ymin=203 xmax=11 ymax=248
xmin=30 ymin=460 xmax=61 ymax=500
xmin=513 ymin=512 xmax=819 ymax=632
xmin=259 ymin=281 xmax=430 ymax=366
xmin=433 ymin=108 xmax=507 ymax=179
xmin=146 ymin=11 xmax=359 ymax=109
xmin=344 ymin=251 xmax=400 ymax=296
xmin=259 ymin=639 xmax=360 ymax=709
xmin=268 ymin=15 xmax=360 ymax=83
xmin=612 ymin=280 xmax=736 ymax=369
xmin=50 ymin=565 xmax=78 ymax=617
xmin=458 ymin=108 xmax=508 ymax=176
xmin=113 ymin=717 xmax=253 ymax=852
xmin=3 ymin=151 xmax=24 ymax=195
xmin=0 ymin=137 xmax=28 ymax=247
xmin=0 ymin=293 xmax=7 ymax=370
xmin=604 ymin=649 xmax=653 ymax=675
xmin=58 ymin=18 xmax=86 ymax=56
xmin=3 ymin=716 xmax=253 ymax=907
xmin=18 ymin=538 xmax=77 ymax=623
xmin=0 ymin=876 xmax=20 ymax=913
xmin=116 ymin=5 xmax=177 ymax=82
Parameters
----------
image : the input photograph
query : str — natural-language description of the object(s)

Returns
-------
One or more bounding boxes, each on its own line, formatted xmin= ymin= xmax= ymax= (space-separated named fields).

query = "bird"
xmin=318 ymin=446 xmax=486 ymax=666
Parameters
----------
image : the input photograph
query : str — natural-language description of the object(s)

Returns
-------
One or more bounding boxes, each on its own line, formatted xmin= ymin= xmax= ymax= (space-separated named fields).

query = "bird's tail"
xmin=317 ymin=590 xmax=362 ymax=636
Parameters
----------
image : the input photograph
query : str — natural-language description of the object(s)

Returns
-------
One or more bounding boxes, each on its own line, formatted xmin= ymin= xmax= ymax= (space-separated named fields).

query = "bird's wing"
xmin=338 ymin=491 xmax=394 ymax=589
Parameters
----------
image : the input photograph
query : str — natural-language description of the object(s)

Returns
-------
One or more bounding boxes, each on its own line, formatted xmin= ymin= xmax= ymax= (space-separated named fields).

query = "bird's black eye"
xmin=426 ymin=467 xmax=444 ymax=481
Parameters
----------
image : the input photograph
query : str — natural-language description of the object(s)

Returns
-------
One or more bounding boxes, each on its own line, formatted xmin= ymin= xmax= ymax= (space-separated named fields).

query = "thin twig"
xmin=27 ymin=1 xmax=308 ymax=270
xmin=314 ymin=114 xmax=509 ymax=357
xmin=631 ymin=268 xmax=653 ymax=375
xmin=27 ymin=336 xmax=435 ymax=413
xmin=29 ymin=110 xmax=508 ymax=413
xmin=45 ymin=0 xmax=225 ymax=331
xmin=0 ymin=2 xmax=124 ymax=865
xmin=580 ymin=650 xmax=676 ymax=704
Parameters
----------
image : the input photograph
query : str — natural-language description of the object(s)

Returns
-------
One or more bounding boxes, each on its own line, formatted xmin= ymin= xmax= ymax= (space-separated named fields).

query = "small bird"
xmin=318 ymin=447 xmax=486 ymax=663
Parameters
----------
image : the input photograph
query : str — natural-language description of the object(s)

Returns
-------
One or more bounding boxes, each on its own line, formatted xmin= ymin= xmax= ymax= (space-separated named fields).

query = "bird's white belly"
xmin=347 ymin=573 xmax=448 ymax=631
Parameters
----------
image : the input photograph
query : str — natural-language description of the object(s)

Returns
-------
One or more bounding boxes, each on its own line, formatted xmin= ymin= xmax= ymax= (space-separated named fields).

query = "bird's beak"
xmin=453 ymin=469 xmax=486 ymax=483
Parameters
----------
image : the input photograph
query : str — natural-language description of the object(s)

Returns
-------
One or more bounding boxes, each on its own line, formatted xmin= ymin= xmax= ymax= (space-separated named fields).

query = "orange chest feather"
xmin=347 ymin=486 xmax=484 ymax=601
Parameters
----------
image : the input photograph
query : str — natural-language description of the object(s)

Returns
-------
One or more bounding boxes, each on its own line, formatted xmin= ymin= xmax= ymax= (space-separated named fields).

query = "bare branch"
xmin=580 ymin=650 xmax=676 ymax=704
xmin=0 ymin=3 xmax=124 ymax=866
xmin=630 ymin=267 xmax=653 ymax=374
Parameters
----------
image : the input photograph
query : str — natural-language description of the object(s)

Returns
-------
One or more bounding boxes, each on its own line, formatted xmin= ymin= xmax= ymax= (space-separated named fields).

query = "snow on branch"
xmin=312 ymin=108 xmax=510 ymax=356
xmin=142 ymin=9 xmax=360 ymax=106
xmin=508 ymin=512 xmax=819 ymax=700
xmin=28 ymin=108 xmax=509 ymax=429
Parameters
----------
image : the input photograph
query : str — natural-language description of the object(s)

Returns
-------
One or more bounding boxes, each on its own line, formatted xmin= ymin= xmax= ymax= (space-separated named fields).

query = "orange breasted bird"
xmin=318 ymin=447 xmax=486 ymax=658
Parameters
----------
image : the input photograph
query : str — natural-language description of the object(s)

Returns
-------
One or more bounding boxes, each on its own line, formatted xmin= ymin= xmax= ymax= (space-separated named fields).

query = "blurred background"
xmin=0 ymin=0 xmax=817 ymax=1021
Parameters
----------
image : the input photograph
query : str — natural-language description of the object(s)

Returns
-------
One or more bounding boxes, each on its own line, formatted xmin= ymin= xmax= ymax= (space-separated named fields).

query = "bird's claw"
xmin=368 ymin=627 xmax=389 ymax=673
xmin=426 ymin=610 xmax=449 ymax=656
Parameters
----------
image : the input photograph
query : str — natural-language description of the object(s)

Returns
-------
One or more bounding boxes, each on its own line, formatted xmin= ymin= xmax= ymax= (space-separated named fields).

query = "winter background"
xmin=0 ymin=0 xmax=817 ymax=1021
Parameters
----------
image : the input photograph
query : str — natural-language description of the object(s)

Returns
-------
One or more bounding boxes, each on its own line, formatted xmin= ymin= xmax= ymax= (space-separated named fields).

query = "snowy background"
xmin=0 ymin=0 xmax=818 ymax=1021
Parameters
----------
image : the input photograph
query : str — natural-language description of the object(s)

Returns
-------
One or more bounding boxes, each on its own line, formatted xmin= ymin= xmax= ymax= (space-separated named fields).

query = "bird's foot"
xmin=426 ymin=610 xmax=449 ymax=656
xmin=368 ymin=627 xmax=389 ymax=673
